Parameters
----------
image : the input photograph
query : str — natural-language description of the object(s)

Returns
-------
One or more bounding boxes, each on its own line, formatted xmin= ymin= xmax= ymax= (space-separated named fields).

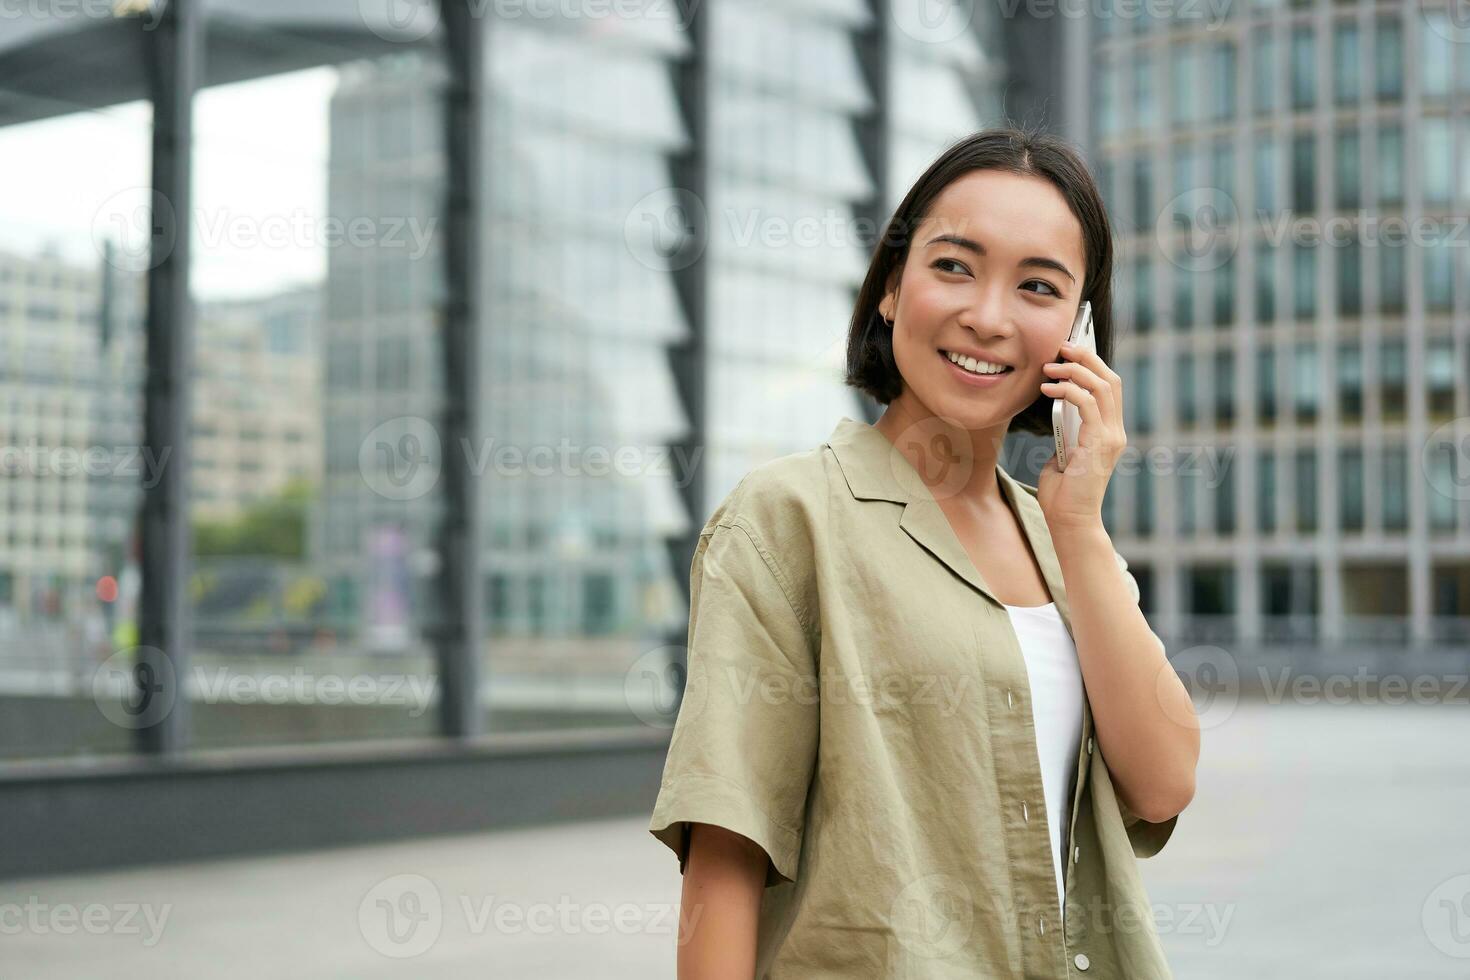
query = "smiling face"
xmin=876 ymin=169 xmax=1088 ymax=433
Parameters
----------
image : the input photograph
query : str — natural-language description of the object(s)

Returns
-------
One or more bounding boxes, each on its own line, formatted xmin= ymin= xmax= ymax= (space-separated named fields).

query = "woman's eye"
xmin=933 ymin=258 xmax=969 ymax=276
xmin=1022 ymin=279 xmax=1060 ymax=297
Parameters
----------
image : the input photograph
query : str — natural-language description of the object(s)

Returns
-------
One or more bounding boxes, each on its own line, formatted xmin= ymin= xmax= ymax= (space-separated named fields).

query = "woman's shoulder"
xmin=699 ymin=442 xmax=836 ymax=551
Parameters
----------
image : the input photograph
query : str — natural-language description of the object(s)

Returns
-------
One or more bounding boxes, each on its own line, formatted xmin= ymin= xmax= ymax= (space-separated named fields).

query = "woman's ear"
xmin=878 ymin=266 xmax=902 ymax=322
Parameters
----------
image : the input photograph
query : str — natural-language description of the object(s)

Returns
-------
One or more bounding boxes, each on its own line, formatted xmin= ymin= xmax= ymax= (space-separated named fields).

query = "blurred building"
xmin=193 ymin=285 xmax=322 ymax=522
xmin=1087 ymin=2 xmax=1470 ymax=651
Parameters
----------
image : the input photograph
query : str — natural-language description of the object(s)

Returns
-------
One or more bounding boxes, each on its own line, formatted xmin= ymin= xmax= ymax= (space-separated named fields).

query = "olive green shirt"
xmin=649 ymin=415 xmax=1179 ymax=978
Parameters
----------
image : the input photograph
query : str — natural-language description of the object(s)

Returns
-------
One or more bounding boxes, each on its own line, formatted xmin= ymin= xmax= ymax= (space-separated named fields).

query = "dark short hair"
xmin=844 ymin=125 xmax=1116 ymax=437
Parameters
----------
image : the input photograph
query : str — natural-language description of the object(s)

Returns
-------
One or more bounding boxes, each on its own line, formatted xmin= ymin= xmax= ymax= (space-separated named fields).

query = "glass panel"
xmin=0 ymin=94 xmax=151 ymax=761
xmin=1295 ymin=448 xmax=1317 ymax=532
xmin=1338 ymin=342 xmax=1362 ymax=421
xmin=1213 ymin=348 xmax=1235 ymax=425
xmin=1255 ymin=239 xmax=1276 ymax=323
xmin=1380 ymin=243 xmax=1405 ymax=314
xmin=1171 ymin=43 xmax=1195 ymax=127
xmin=1380 ymin=336 xmax=1406 ymax=421
xmin=1177 ymin=351 xmax=1196 ymax=427
xmin=1293 ymin=340 xmax=1318 ymax=423
xmin=1422 ymin=13 xmax=1453 ymax=98
xmin=1423 ymin=117 xmax=1452 ymax=207
xmin=1254 ymin=135 xmax=1278 ymax=212
xmin=1335 ymin=126 xmax=1360 ymax=209
xmin=1209 ymin=41 xmax=1237 ymax=121
xmin=1258 ymin=345 xmax=1277 ymax=423
xmin=1425 ymin=238 xmax=1453 ymax=313
xmin=1333 ymin=21 xmax=1360 ymax=105
xmin=1427 ymin=336 xmax=1454 ymax=417
xmin=1290 ymin=26 xmax=1316 ymax=109
xmin=1340 ymin=447 xmax=1364 ymax=530
xmin=1374 ymin=16 xmax=1403 ymax=102
xmin=1253 ymin=29 xmax=1277 ymax=115
xmin=1257 ymin=449 xmax=1277 ymax=533
xmin=1291 ymin=131 xmax=1316 ymax=213
xmin=1292 ymin=241 xmax=1316 ymax=319
xmin=187 ymin=33 xmax=447 ymax=748
xmin=1337 ymin=241 xmax=1361 ymax=316
xmin=1382 ymin=446 xmax=1407 ymax=530
xmin=1377 ymin=124 xmax=1403 ymax=207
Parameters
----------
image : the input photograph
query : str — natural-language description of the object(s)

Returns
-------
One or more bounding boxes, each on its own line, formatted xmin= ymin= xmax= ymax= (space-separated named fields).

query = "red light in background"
xmin=96 ymin=576 xmax=119 ymax=603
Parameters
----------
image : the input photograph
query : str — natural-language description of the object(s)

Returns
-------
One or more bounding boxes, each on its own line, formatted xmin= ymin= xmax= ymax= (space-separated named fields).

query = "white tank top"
xmin=1000 ymin=600 xmax=1085 ymax=912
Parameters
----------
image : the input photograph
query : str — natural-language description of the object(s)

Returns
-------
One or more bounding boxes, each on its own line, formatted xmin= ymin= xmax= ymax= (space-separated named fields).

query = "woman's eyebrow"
xmin=925 ymin=233 xmax=1077 ymax=284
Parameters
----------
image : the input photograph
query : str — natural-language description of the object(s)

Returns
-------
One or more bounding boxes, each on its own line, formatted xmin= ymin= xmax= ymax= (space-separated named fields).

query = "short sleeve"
xmin=1119 ymin=795 xmax=1179 ymax=859
xmin=648 ymin=521 xmax=819 ymax=888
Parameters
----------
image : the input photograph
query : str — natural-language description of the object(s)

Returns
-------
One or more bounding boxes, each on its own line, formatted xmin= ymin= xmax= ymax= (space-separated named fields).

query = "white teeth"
xmin=945 ymin=350 xmax=1009 ymax=375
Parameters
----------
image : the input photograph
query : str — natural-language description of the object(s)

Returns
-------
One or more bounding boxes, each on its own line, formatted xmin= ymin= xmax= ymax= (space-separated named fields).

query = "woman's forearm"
xmin=677 ymin=823 xmax=768 ymax=980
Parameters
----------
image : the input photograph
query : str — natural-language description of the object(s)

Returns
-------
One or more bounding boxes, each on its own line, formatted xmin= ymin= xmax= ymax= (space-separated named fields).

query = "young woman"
xmin=649 ymin=127 xmax=1200 ymax=979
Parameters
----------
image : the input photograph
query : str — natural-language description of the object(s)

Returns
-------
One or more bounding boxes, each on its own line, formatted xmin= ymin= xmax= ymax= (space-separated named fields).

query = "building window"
xmin=1257 ymin=344 xmax=1277 ymax=424
xmin=1257 ymin=448 xmax=1277 ymax=533
xmin=1377 ymin=124 xmax=1403 ymax=207
xmin=1252 ymin=28 xmax=1276 ymax=115
xmin=1135 ymin=465 xmax=1154 ymax=537
xmin=1214 ymin=348 xmax=1235 ymax=426
xmin=1130 ymin=356 xmax=1154 ymax=434
xmin=1291 ymin=132 xmax=1315 ymax=213
xmin=1428 ymin=443 xmax=1457 ymax=531
xmin=1211 ymin=139 xmax=1235 ymax=202
xmin=1135 ymin=255 xmax=1155 ymax=333
xmin=1427 ymin=336 xmax=1454 ymax=418
xmin=1290 ymin=26 xmax=1316 ymax=109
xmin=1335 ymin=126 xmax=1360 ymax=209
xmin=1177 ymin=351 xmax=1196 ymax=427
xmin=1209 ymin=41 xmax=1237 ymax=120
xmin=1254 ymin=135 xmax=1278 ymax=212
xmin=1374 ymin=16 xmax=1403 ymax=102
xmin=1292 ymin=242 xmax=1316 ymax=320
xmin=1254 ymin=239 xmax=1276 ymax=322
xmin=1213 ymin=254 xmax=1235 ymax=326
xmin=1338 ymin=341 xmax=1362 ymax=422
xmin=1426 ymin=239 xmax=1454 ymax=313
xmin=1294 ymin=448 xmax=1317 ymax=533
xmin=1293 ymin=340 xmax=1318 ymax=424
xmin=1382 ymin=446 xmax=1408 ymax=531
xmin=1340 ymin=446 xmax=1364 ymax=531
xmin=1333 ymin=21 xmax=1360 ymax=105
xmin=1132 ymin=155 xmax=1153 ymax=235
xmin=1423 ymin=117 xmax=1453 ymax=209
xmin=1171 ymin=43 xmax=1195 ymax=127
xmin=1380 ymin=336 xmax=1406 ymax=422
xmin=1214 ymin=459 xmax=1235 ymax=534
xmin=1173 ymin=267 xmax=1194 ymax=331
xmin=1422 ymin=14 xmax=1453 ymax=99
xmin=1337 ymin=240 xmax=1361 ymax=316
xmin=1380 ymin=244 xmax=1406 ymax=314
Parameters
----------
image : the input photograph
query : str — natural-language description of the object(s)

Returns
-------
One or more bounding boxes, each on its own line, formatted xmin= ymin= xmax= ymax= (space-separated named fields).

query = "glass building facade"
xmin=0 ymin=1 xmax=1009 ymax=762
xmin=1090 ymin=0 xmax=1470 ymax=649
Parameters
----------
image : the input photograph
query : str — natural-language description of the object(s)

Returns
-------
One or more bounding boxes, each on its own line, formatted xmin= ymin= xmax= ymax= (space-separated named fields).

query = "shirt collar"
xmin=823 ymin=414 xmax=1071 ymax=624
xmin=825 ymin=414 xmax=1031 ymax=508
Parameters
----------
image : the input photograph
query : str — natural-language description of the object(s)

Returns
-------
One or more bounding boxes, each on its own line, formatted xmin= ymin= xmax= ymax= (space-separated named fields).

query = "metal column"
xmin=135 ymin=0 xmax=202 ymax=755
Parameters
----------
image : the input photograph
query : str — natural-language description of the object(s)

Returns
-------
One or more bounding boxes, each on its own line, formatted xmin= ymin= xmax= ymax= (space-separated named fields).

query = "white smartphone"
xmin=1051 ymin=300 xmax=1095 ymax=472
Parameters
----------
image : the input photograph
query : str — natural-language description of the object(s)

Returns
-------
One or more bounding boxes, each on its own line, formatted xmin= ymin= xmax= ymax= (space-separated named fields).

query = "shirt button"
xmin=1073 ymin=845 xmax=1080 ymax=864
xmin=1075 ymin=952 xmax=1091 ymax=971
xmin=1086 ymin=736 xmax=1094 ymax=755
xmin=1022 ymin=800 xmax=1029 ymax=822
xmin=1007 ymin=689 xmax=1014 ymax=708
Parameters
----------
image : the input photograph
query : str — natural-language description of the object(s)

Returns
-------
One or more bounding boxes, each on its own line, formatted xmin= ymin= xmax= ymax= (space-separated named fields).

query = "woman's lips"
xmin=938 ymin=348 xmax=1014 ymax=387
